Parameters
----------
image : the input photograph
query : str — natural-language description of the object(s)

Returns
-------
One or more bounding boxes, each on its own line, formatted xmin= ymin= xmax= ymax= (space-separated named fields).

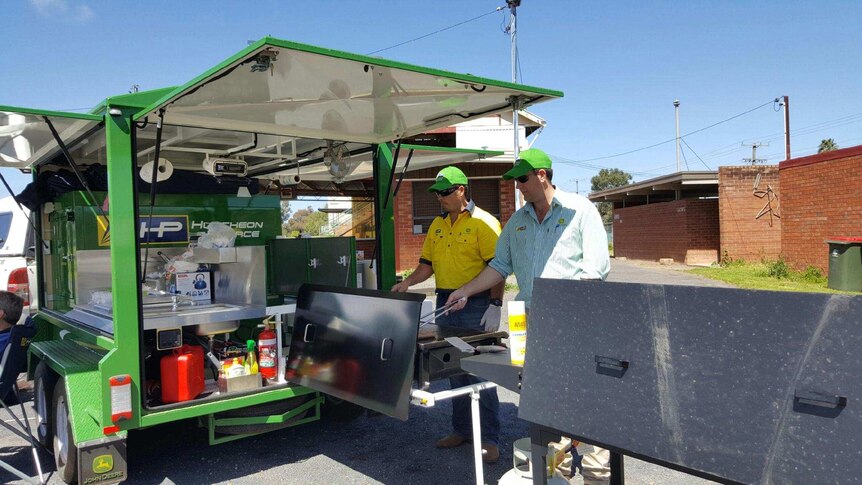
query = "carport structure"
xmin=589 ymin=171 xmax=721 ymax=265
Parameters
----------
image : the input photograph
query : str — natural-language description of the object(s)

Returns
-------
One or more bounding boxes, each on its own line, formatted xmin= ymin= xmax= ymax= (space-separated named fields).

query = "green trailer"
xmin=0 ymin=37 xmax=561 ymax=483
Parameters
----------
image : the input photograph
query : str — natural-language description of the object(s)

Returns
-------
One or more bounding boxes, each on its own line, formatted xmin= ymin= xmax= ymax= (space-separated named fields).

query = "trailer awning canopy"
xmin=0 ymin=108 xmax=102 ymax=168
xmin=133 ymin=37 xmax=563 ymax=144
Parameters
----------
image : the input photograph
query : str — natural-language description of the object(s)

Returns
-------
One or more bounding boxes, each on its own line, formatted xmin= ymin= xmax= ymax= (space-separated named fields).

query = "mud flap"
xmin=77 ymin=436 xmax=127 ymax=485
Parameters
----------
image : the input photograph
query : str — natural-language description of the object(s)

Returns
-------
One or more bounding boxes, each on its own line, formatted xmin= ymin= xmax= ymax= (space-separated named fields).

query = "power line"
xmin=681 ymin=138 xmax=711 ymax=170
xmin=569 ymin=99 xmax=777 ymax=163
xmin=366 ymin=7 xmax=505 ymax=56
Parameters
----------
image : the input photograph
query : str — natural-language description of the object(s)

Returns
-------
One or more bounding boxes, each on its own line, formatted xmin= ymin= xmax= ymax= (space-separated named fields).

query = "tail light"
xmin=7 ymin=267 xmax=29 ymax=306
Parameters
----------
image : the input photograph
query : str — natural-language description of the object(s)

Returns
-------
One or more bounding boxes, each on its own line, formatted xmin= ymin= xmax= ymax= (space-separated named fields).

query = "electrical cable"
xmin=570 ymin=99 xmax=776 ymax=163
xmin=367 ymin=7 xmax=505 ymax=55
xmin=680 ymin=143 xmax=690 ymax=171
xmin=681 ymin=138 xmax=711 ymax=170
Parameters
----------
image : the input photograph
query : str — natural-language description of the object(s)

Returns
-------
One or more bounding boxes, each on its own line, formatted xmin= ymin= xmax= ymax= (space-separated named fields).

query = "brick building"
xmin=779 ymin=145 xmax=862 ymax=272
xmin=718 ymin=166 xmax=782 ymax=262
xmin=591 ymin=171 xmax=722 ymax=265
xmin=588 ymin=145 xmax=862 ymax=270
xmin=590 ymin=167 xmax=783 ymax=266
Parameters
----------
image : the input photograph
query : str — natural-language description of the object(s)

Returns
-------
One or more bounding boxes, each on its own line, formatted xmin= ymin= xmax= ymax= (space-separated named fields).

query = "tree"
xmin=591 ymin=168 xmax=633 ymax=224
xmin=304 ymin=211 xmax=329 ymax=236
xmin=284 ymin=206 xmax=329 ymax=236
xmin=591 ymin=168 xmax=633 ymax=192
xmin=818 ymin=138 xmax=839 ymax=153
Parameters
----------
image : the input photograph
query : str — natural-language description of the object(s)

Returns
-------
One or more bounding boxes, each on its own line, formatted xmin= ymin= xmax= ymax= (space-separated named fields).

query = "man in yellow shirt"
xmin=391 ymin=166 xmax=504 ymax=463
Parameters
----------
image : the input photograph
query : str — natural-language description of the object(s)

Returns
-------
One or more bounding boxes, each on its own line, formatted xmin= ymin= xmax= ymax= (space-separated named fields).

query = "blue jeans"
xmin=436 ymin=292 xmax=501 ymax=446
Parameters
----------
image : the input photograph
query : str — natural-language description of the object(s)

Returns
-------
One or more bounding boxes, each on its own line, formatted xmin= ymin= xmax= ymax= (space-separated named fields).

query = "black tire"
xmin=33 ymin=361 xmax=58 ymax=448
xmin=52 ymin=378 xmax=78 ymax=484
xmin=320 ymin=394 xmax=365 ymax=422
xmin=214 ymin=394 xmax=316 ymax=436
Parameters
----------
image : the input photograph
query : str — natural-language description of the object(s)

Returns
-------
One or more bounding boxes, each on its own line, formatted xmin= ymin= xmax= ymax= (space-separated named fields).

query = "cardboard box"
xmin=168 ymin=271 xmax=212 ymax=301
xmin=217 ymin=373 xmax=262 ymax=393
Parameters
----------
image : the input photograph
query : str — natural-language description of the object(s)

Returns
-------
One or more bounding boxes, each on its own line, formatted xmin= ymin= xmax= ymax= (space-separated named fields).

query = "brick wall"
xmin=718 ymin=166 xmax=782 ymax=262
xmin=613 ymin=199 xmax=719 ymax=264
xmin=393 ymin=179 xmax=516 ymax=271
xmin=779 ymin=145 xmax=862 ymax=271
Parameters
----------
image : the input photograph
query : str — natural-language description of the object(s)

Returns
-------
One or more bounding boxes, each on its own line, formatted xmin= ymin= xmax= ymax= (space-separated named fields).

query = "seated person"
xmin=0 ymin=291 xmax=24 ymax=358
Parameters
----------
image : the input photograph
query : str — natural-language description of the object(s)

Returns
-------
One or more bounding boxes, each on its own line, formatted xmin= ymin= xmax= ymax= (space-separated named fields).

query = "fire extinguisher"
xmin=258 ymin=317 xmax=278 ymax=380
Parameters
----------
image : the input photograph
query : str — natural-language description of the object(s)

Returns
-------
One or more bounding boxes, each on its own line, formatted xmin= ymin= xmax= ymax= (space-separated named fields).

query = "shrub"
xmin=766 ymin=258 xmax=790 ymax=279
xmin=801 ymin=265 xmax=825 ymax=283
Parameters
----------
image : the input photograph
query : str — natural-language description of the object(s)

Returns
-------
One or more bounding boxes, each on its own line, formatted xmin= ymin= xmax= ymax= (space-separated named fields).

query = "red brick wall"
xmin=393 ymin=179 xmax=516 ymax=271
xmin=718 ymin=166 xmax=782 ymax=262
xmin=779 ymin=145 xmax=862 ymax=271
xmin=613 ymin=199 xmax=719 ymax=263
xmin=393 ymin=181 xmax=426 ymax=271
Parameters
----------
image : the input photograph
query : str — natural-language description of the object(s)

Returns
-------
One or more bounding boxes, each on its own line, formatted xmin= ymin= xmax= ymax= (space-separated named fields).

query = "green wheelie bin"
xmin=826 ymin=237 xmax=862 ymax=292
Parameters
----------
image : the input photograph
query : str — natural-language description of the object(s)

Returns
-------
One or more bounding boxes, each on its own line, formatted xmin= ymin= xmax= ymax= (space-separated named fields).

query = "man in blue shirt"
xmin=446 ymin=148 xmax=611 ymax=484
xmin=0 ymin=291 xmax=24 ymax=358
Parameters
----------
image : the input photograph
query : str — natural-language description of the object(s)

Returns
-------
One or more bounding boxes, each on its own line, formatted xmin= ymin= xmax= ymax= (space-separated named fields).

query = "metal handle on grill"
xmin=595 ymin=355 xmax=629 ymax=378
xmin=303 ymin=324 xmax=316 ymax=343
xmin=794 ymin=389 xmax=847 ymax=409
xmin=380 ymin=338 xmax=393 ymax=361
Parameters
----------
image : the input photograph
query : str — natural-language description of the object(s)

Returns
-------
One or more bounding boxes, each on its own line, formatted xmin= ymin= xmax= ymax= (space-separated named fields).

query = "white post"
xmin=471 ymin=390 xmax=484 ymax=485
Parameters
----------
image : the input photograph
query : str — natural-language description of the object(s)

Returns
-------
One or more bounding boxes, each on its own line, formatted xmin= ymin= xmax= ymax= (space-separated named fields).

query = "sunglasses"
xmin=434 ymin=186 xmax=459 ymax=197
xmin=515 ymin=172 xmax=534 ymax=184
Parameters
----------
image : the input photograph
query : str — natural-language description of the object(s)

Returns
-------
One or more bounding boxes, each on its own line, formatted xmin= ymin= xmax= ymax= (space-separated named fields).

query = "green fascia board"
xmin=400 ymin=144 xmax=504 ymax=157
xmin=133 ymin=36 xmax=564 ymax=122
xmin=0 ymin=104 xmax=102 ymax=122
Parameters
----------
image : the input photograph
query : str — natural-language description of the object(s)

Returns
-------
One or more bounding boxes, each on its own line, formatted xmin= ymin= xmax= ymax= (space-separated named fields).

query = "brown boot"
xmin=436 ymin=434 xmax=467 ymax=448
xmin=481 ymin=443 xmax=500 ymax=463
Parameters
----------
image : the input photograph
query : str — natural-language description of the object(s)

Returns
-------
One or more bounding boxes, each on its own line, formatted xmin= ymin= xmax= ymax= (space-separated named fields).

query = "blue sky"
xmin=2 ymin=0 xmax=860 ymax=196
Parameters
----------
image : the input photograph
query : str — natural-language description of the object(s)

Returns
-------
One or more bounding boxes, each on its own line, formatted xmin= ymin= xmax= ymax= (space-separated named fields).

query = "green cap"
xmin=502 ymin=148 xmax=553 ymax=180
xmin=428 ymin=166 xmax=469 ymax=192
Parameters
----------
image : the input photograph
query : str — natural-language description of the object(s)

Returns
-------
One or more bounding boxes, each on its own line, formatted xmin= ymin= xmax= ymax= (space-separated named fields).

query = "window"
xmin=0 ymin=213 xmax=12 ymax=246
xmin=411 ymin=179 xmax=500 ymax=233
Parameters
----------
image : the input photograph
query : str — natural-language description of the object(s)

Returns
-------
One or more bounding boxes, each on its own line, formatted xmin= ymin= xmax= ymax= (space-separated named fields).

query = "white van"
xmin=0 ymin=196 xmax=35 ymax=314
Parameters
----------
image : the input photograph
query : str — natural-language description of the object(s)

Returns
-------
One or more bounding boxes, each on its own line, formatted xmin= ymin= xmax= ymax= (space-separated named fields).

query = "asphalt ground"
xmin=1 ymin=259 xmax=724 ymax=484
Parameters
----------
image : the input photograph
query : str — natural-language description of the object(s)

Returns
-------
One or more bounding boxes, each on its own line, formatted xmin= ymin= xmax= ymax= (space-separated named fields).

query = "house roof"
xmin=588 ymin=171 xmax=719 ymax=203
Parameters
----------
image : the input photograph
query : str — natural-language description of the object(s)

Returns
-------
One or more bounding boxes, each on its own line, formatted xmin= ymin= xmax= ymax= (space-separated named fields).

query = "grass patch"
xmin=504 ymin=282 xmax=519 ymax=292
xmin=688 ymin=260 xmax=857 ymax=294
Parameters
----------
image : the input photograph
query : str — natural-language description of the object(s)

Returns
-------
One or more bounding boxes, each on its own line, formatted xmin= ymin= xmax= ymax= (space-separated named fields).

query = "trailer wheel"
xmin=214 ymin=394 xmax=315 ymax=435
xmin=53 ymin=378 xmax=78 ymax=484
xmin=33 ymin=361 xmax=58 ymax=448
xmin=321 ymin=394 xmax=365 ymax=422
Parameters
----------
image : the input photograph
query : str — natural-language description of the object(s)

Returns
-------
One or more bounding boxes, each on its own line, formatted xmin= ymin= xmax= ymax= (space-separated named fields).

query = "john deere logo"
xmin=93 ymin=454 xmax=113 ymax=473
xmin=558 ymin=218 xmax=566 ymax=224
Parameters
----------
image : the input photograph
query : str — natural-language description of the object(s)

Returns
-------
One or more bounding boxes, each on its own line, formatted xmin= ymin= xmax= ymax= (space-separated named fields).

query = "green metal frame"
xmin=374 ymin=143 xmax=397 ymax=291
xmin=132 ymin=36 xmax=563 ymax=124
xmin=201 ymin=393 xmax=323 ymax=445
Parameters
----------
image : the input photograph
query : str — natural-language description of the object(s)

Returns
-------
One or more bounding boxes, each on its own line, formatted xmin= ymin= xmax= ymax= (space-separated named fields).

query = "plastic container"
xmin=508 ymin=301 xmax=527 ymax=365
xmin=160 ymin=345 xmax=205 ymax=403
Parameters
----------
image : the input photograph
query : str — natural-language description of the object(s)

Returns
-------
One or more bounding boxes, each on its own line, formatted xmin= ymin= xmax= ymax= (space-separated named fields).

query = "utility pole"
xmin=742 ymin=142 xmax=769 ymax=165
xmin=507 ymin=0 xmax=523 ymax=208
xmin=673 ymin=99 xmax=681 ymax=172
xmin=779 ymin=95 xmax=791 ymax=160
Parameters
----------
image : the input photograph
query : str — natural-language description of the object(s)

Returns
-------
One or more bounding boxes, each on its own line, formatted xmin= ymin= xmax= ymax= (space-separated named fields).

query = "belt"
xmin=435 ymin=289 xmax=490 ymax=298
